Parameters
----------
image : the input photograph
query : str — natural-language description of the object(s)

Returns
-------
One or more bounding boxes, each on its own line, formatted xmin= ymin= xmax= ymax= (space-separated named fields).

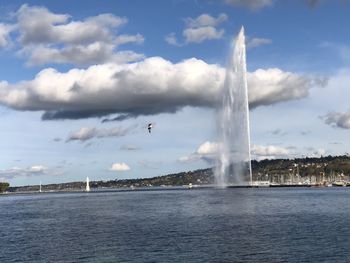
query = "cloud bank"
xmin=251 ymin=145 xmax=290 ymax=160
xmin=0 ymin=165 xmax=47 ymax=180
xmin=179 ymin=141 xmax=293 ymax=163
xmin=0 ymin=6 xmax=326 ymax=121
xmin=1 ymin=5 xmax=144 ymax=66
xmin=0 ymin=57 xmax=324 ymax=120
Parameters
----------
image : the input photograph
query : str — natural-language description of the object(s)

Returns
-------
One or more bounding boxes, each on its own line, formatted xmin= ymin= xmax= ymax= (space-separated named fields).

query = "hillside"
xmin=7 ymin=155 xmax=350 ymax=192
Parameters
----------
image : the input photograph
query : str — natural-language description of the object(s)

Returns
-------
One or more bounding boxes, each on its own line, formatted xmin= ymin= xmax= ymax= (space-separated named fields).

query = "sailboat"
xmin=39 ymin=181 xmax=42 ymax=193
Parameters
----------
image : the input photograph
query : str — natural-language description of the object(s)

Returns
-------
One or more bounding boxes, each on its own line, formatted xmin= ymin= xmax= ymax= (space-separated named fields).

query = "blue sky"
xmin=0 ymin=0 xmax=350 ymax=186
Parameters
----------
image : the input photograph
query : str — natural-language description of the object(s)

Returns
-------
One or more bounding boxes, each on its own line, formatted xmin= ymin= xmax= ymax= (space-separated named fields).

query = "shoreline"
xmin=2 ymin=183 xmax=350 ymax=196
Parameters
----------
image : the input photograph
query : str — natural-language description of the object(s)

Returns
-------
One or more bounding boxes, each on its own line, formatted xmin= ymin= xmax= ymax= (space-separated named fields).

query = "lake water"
xmin=1 ymin=188 xmax=350 ymax=262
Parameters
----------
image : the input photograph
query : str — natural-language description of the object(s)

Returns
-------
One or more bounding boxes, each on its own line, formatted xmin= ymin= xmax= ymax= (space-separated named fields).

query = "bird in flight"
xmin=148 ymin=123 xmax=152 ymax=133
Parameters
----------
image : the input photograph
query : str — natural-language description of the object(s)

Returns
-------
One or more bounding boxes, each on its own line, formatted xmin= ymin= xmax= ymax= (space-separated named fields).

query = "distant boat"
xmin=252 ymin=181 xmax=270 ymax=187
xmin=332 ymin=181 xmax=346 ymax=187
xmin=188 ymin=183 xmax=193 ymax=189
xmin=86 ymin=177 xmax=90 ymax=192
xmin=39 ymin=181 xmax=42 ymax=193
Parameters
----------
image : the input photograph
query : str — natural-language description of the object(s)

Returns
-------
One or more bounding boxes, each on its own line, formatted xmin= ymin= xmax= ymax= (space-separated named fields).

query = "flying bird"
xmin=148 ymin=123 xmax=152 ymax=133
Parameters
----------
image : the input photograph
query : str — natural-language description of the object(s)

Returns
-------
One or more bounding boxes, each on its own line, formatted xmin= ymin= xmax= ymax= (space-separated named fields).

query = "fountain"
xmin=86 ymin=177 xmax=90 ymax=192
xmin=215 ymin=26 xmax=252 ymax=187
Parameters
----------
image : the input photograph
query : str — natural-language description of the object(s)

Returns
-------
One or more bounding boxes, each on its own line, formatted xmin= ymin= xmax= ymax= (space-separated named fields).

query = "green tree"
xmin=0 ymin=182 xmax=10 ymax=193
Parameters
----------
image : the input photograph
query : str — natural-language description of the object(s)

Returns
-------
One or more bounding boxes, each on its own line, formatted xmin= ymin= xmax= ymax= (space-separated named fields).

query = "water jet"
xmin=215 ymin=27 xmax=252 ymax=187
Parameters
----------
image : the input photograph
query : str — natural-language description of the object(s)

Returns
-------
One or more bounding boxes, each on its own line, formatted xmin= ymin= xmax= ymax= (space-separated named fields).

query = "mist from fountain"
xmin=215 ymin=27 xmax=252 ymax=187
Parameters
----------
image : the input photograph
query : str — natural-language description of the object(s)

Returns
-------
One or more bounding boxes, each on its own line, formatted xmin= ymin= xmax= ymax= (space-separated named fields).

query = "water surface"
xmin=1 ymin=188 xmax=350 ymax=262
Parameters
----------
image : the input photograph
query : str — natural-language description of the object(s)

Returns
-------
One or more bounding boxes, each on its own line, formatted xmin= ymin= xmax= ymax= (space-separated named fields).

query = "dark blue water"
xmin=1 ymin=188 xmax=350 ymax=263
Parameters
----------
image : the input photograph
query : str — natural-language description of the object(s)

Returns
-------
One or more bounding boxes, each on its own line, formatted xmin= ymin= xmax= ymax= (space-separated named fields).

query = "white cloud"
xmin=109 ymin=162 xmax=130 ymax=171
xmin=179 ymin=141 xmax=219 ymax=163
xmin=178 ymin=155 xmax=198 ymax=163
xmin=18 ymin=43 xmax=105 ymax=66
xmin=224 ymin=0 xmax=274 ymax=10
xmin=197 ymin=141 xmax=220 ymax=155
xmin=67 ymin=125 xmax=137 ymax=142
xmin=0 ymin=165 xmax=47 ymax=180
xmin=184 ymin=13 xmax=228 ymax=28
xmin=16 ymin=5 xmax=126 ymax=45
xmin=322 ymin=111 xmax=350 ymax=129
xmin=0 ymin=57 xmax=222 ymax=119
xmin=251 ymin=145 xmax=290 ymax=160
xmin=115 ymin=34 xmax=144 ymax=45
xmin=248 ymin=68 xmax=325 ymax=108
xmin=166 ymin=13 xmax=227 ymax=45
xmin=165 ymin=33 xmax=182 ymax=46
xmin=0 ymin=57 xmax=323 ymax=120
xmin=0 ymin=23 xmax=15 ymax=48
xmin=28 ymin=165 xmax=46 ymax=173
xmin=180 ymin=141 xmax=293 ymax=163
xmin=67 ymin=127 xmax=97 ymax=142
xmin=246 ymin=37 xmax=272 ymax=49
xmin=183 ymin=26 xmax=225 ymax=43
xmin=112 ymin=51 xmax=145 ymax=64
xmin=0 ymin=4 xmax=144 ymax=66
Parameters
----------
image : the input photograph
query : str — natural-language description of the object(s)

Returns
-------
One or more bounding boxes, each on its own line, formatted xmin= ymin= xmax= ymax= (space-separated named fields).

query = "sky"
xmin=0 ymin=0 xmax=350 ymax=186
